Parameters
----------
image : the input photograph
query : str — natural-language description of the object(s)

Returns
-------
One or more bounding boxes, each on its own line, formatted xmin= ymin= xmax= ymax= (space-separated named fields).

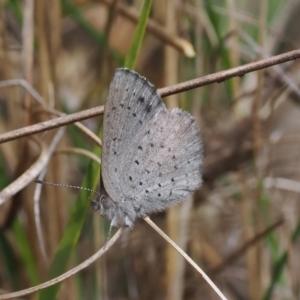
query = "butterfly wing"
xmin=101 ymin=68 xmax=202 ymax=226
xmin=102 ymin=68 xmax=166 ymax=205
xmin=120 ymin=108 xmax=202 ymax=216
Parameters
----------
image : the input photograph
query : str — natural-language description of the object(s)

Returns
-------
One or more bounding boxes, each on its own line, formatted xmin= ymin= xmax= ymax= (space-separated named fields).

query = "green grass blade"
xmin=4 ymin=0 xmax=23 ymax=24
xmin=38 ymin=148 xmax=101 ymax=300
xmin=61 ymin=0 xmax=105 ymax=46
xmin=124 ymin=0 xmax=152 ymax=69
xmin=263 ymin=220 xmax=300 ymax=300
xmin=0 ymin=230 xmax=20 ymax=290
xmin=0 ymin=150 xmax=9 ymax=190
xmin=60 ymin=0 xmax=123 ymax=65
xmin=12 ymin=219 xmax=40 ymax=286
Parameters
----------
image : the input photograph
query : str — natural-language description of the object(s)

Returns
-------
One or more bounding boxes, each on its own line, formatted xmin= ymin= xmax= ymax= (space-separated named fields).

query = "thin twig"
xmin=74 ymin=121 xmax=102 ymax=147
xmin=31 ymin=128 xmax=65 ymax=263
xmin=0 ymin=128 xmax=65 ymax=205
xmin=0 ymin=79 xmax=45 ymax=104
xmin=264 ymin=177 xmax=300 ymax=193
xmin=0 ymin=82 xmax=102 ymax=146
xmin=55 ymin=147 xmax=101 ymax=165
xmin=33 ymin=168 xmax=49 ymax=264
xmin=1 ymin=49 xmax=300 ymax=145
xmin=0 ymin=227 xmax=124 ymax=299
xmin=0 ymin=136 xmax=46 ymax=204
xmin=101 ymin=0 xmax=195 ymax=57
xmin=210 ymin=218 xmax=284 ymax=276
xmin=158 ymin=49 xmax=300 ymax=97
xmin=33 ymin=106 xmax=102 ymax=147
xmin=36 ymin=106 xmax=102 ymax=145
xmin=239 ymin=29 xmax=300 ymax=98
xmin=0 ymin=106 xmax=104 ymax=144
xmin=144 ymin=217 xmax=228 ymax=300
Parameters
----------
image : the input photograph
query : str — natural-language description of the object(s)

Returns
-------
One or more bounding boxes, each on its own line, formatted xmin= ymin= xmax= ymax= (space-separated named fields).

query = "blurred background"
xmin=0 ymin=0 xmax=300 ymax=299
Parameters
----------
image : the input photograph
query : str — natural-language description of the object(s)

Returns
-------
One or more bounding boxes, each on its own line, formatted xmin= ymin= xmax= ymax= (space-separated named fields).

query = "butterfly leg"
xmin=125 ymin=215 xmax=133 ymax=227
xmin=107 ymin=217 xmax=118 ymax=240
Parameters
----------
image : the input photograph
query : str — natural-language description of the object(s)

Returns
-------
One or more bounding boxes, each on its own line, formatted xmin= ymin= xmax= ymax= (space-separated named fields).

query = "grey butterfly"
xmin=93 ymin=68 xmax=203 ymax=227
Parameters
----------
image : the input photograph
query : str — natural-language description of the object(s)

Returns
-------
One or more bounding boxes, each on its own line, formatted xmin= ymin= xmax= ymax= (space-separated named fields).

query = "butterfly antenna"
xmin=34 ymin=179 xmax=100 ymax=196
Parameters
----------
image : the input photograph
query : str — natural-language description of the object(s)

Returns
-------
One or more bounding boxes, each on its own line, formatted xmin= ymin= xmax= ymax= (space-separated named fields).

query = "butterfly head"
xmin=92 ymin=191 xmax=136 ymax=228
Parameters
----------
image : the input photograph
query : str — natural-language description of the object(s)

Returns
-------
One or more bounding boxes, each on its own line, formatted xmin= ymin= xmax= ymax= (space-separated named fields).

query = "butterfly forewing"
xmin=102 ymin=69 xmax=165 ymax=204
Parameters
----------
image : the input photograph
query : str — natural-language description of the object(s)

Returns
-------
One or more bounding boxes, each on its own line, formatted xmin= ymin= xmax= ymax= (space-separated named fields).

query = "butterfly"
xmin=93 ymin=68 xmax=203 ymax=227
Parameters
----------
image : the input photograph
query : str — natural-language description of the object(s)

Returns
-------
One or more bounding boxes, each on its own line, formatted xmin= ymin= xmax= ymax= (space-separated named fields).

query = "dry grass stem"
xmin=102 ymin=0 xmax=195 ymax=57
xmin=210 ymin=218 xmax=284 ymax=276
xmin=0 ymin=79 xmax=45 ymax=104
xmin=0 ymin=106 xmax=104 ymax=144
xmin=158 ymin=49 xmax=300 ymax=97
xmin=144 ymin=217 xmax=228 ymax=300
xmin=0 ymin=128 xmax=65 ymax=205
xmin=1 ymin=49 xmax=299 ymax=146
xmin=33 ymin=107 xmax=102 ymax=147
xmin=33 ymin=168 xmax=48 ymax=264
xmin=55 ymin=147 xmax=101 ymax=165
xmin=0 ymin=227 xmax=124 ymax=299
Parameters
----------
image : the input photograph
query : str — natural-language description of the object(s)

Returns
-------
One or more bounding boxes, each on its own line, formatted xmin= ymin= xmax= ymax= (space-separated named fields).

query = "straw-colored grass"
xmin=1 ymin=1 xmax=300 ymax=299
